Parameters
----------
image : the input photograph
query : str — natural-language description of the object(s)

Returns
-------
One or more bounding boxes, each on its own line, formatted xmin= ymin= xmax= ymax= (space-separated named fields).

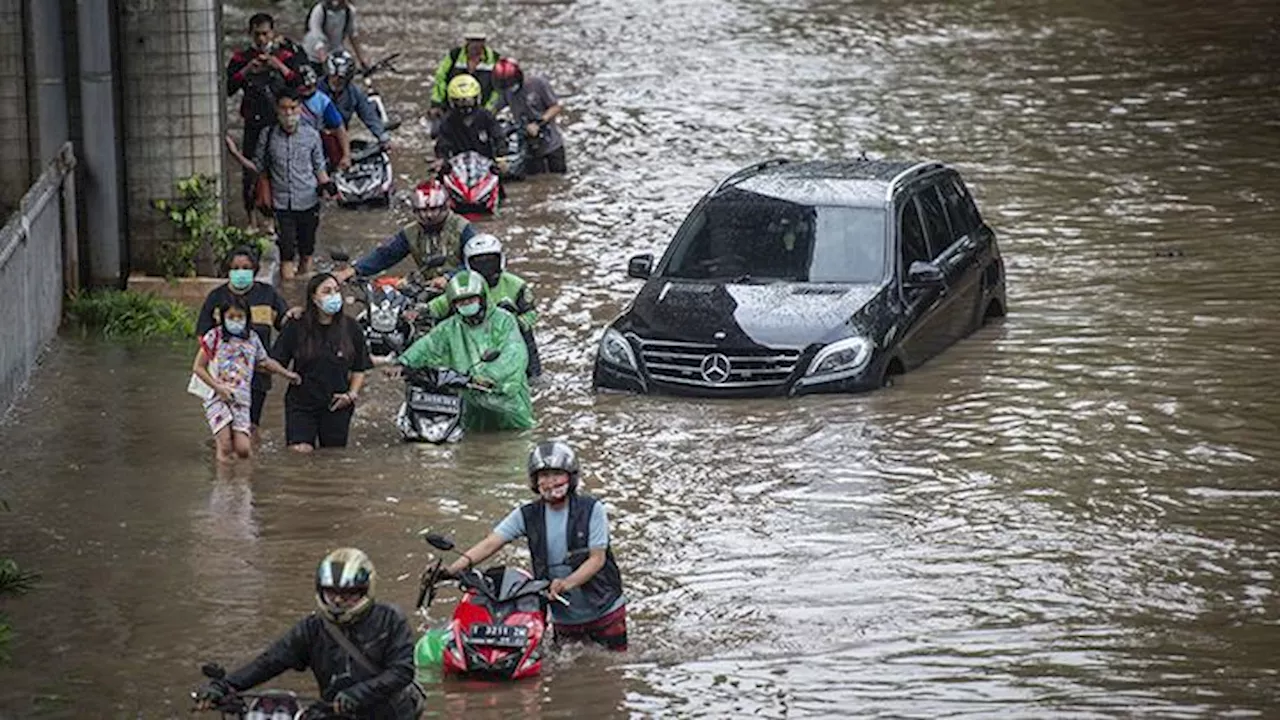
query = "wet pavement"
xmin=2 ymin=0 xmax=1280 ymax=717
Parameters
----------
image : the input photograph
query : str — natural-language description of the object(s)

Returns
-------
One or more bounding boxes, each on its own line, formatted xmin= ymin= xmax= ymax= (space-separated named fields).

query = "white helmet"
xmin=464 ymin=233 xmax=504 ymax=268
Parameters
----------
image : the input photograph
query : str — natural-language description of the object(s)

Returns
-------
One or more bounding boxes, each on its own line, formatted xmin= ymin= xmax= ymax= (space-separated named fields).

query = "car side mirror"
xmin=906 ymin=260 xmax=945 ymax=287
xmin=627 ymin=253 xmax=653 ymax=280
xmin=480 ymin=349 xmax=500 ymax=362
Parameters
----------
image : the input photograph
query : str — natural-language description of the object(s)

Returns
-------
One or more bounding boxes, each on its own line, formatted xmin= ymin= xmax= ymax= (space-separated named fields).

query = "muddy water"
xmin=4 ymin=0 xmax=1280 ymax=717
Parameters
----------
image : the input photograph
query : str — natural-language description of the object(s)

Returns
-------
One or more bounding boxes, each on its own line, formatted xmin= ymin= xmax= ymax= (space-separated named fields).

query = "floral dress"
xmin=201 ymin=329 xmax=267 ymax=434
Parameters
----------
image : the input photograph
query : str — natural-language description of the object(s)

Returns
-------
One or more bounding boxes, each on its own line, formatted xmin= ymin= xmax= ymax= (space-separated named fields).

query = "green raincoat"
xmin=398 ymin=307 xmax=534 ymax=431
xmin=426 ymin=272 xmax=536 ymax=332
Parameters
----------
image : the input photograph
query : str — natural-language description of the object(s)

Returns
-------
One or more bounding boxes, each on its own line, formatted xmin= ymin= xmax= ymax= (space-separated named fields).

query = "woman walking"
xmin=271 ymin=273 xmax=371 ymax=451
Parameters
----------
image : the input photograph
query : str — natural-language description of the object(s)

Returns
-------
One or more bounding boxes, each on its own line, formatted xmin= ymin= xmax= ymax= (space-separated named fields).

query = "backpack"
xmin=305 ymin=3 xmax=353 ymax=44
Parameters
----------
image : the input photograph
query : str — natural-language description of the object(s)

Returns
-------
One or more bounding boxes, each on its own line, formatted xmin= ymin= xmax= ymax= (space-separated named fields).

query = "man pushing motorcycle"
xmin=384 ymin=271 xmax=534 ymax=431
xmin=440 ymin=441 xmax=628 ymax=650
xmin=194 ymin=548 xmax=421 ymax=719
xmin=333 ymin=180 xmax=473 ymax=289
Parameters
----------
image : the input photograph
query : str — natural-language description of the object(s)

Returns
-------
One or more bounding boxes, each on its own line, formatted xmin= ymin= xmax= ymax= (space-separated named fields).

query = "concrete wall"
xmin=0 ymin=0 xmax=31 ymax=216
xmin=118 ymin=0 xmax=224 ymax=274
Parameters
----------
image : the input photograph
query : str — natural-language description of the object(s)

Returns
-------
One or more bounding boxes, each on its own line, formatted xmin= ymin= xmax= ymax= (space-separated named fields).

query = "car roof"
xmin=722 ymin=159 xmax=944 ymax=208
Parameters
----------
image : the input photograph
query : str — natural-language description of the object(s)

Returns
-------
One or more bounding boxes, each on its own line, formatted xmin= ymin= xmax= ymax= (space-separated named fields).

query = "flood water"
xmin=3 ymin=0 xmax=1280 ymax=717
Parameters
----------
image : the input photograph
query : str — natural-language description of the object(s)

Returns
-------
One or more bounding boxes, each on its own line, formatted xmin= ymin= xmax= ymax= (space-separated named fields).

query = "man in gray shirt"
xmin=229 ymin=88 xmax=336 ymax=279
xmin=303 ymin=0 xmax=369 ymax=72
xmin=492 ymin=58 xmax=567 ymax=175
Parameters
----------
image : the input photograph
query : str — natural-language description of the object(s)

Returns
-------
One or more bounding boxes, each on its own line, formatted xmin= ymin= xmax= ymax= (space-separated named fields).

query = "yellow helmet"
xmin=446 ymin=73 xmax=482 ymax=108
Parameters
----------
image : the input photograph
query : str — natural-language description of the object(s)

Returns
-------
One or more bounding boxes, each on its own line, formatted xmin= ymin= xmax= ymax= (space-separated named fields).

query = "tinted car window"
xmin=916 ymin=185 xmax=952 ymax=259
xmin=952 ymin=178 xmax=984 ymax=233
xmin=939 ymin=177 xmax=976 ymax=238
xmin=899 ymin=198 xmax=929 ymax=270
xmin=663 ymin=188 xmax=887 ymax=284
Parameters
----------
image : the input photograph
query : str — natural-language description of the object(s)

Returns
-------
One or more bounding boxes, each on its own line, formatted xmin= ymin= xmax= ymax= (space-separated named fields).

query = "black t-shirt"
xmin=196 ymin=282 xmax=289 ymax=391
xmin=271 ymin=317 xmax=372 ymax=411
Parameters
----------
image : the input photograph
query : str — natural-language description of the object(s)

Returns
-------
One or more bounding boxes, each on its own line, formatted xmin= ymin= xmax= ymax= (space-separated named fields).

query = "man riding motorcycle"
xmin=393 ymin=271 xmax=534 ymax=431
xmin=433 ymin=74 xmax=504 ymax=165
xmin=319 ymin=50 xmax=390 ymax=147
xmin=333 ymin=180 xmax=473 ymax=288
xmin=426 ymin=233 xmax=540 ymax=377
xmin=441 ymin=441 xmax=628 ymax=650
xmin=296 ymin=63 xmax=352 ymax=171
xmin=195 ymin=548 xmax=421 ymax=719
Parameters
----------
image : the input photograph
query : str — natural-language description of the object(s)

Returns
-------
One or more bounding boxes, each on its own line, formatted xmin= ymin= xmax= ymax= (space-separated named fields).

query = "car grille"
xmin=638 ymin=338 xmax=802 ymax=389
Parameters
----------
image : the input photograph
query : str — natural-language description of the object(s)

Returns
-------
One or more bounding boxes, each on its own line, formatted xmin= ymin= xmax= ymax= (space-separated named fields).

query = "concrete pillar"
xmin=77 ymin=0 xmax=126 ymax=287
xmin=117 ymin=0 xmax=224 ymax=276
xmin=28 ymin=0 xmax=70 ymax=167
xmin=0 ymin=0 xmax=31 ymax=216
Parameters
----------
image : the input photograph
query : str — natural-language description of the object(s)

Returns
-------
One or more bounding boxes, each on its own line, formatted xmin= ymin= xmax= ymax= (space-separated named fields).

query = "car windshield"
xmin=662 ymin=188 xmax=887 ymax=283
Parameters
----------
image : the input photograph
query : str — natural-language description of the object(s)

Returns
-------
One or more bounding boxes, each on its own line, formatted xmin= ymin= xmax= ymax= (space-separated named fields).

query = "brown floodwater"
xmin=3 ymin=0 xmax=1280 ymax=717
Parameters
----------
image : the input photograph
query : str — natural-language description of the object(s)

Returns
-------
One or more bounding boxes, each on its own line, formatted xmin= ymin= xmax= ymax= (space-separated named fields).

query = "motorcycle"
xmin=395 ymin=350 xmax=499 ymax=444
xmin=497 ymin=120 xmax=531 ymax=182
xmin=413 ymin=531 xmax=565 ymax=681
xmin=192 ymin=662 xmax=350 ymax=719
xmin=440 ymin=151 xmax=503 ymax=219
xmin=331 ymin=251 xmax=446 ymax=357
xmin=335 ymin=53 xmax=402 ymax=207
xmin=496 ymin=115 xmax=550 ymax=182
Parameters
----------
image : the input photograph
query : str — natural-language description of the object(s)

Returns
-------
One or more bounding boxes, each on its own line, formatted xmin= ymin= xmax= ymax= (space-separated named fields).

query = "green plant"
xmin=0 ymin=501 xmax=38 ymax=665
xmin=153 ymin=174 xmax=270 ymax=278
xmin=65 ymin=289 xmax=197 ymax=341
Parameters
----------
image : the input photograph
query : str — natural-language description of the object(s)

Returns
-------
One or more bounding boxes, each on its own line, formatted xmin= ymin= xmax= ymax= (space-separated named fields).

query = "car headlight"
xmin=597 ymin=327 xmax=638 ymax=371
xmin=804 ymin=336 xmax=873 ymax=378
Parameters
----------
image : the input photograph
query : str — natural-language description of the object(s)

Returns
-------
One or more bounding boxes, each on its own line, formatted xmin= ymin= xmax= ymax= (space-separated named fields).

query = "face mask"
xmin=228 ymin=269 xmax=254 ymax=291
xmin=318 ymin=293 xmax=344 ymax=315
xmin=224 ymin=319 xmax=248 ymax=337
xmin=456 ymin=302 xmax=482 ymax=318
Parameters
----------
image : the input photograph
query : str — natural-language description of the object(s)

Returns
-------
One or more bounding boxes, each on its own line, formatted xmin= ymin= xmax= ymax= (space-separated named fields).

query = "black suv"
xmin=592 ymin=158 xmax=1006 ymax=396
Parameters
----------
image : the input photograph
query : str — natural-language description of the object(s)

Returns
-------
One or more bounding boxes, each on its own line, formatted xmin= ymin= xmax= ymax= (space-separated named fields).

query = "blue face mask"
xmin=318 ymin=293 xmax=344 ymax=315
xmin=456 ymin=301 xmax=482 ymax=318
xmin=224 ymin=319 xmax=248 ymax=336
xmin=228 ymin=269 xmax=254 ymax=291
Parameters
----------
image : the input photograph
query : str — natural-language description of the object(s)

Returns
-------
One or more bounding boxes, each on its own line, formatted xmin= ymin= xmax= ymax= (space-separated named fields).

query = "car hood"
xmin=622 ymin=280 xmax=882 ymax=348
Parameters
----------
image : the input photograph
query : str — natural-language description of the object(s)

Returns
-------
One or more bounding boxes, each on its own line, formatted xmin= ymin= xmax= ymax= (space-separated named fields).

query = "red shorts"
xmin=554 ymin=605 xmax=627 ymax=651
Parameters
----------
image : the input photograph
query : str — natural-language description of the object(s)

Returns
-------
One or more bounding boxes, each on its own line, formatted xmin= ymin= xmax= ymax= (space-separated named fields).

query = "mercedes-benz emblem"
xmin=699 ymin=353 xmax=732 ymax=384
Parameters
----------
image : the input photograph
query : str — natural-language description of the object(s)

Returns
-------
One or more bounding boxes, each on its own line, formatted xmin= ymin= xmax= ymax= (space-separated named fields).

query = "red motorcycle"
xmin=416 ymin=532 xmax=564 ymax=680
xmin=438 ymin=151 xmax=502 ymax=219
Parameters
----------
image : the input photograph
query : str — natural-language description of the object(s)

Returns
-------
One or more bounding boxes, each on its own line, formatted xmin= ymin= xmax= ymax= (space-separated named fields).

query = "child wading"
xmin=193 ymin=295 xmax=300 ymax=462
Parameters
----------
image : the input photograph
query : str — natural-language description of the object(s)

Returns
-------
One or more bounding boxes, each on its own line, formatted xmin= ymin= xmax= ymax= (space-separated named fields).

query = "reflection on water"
xmin=3 ymin=0 xmax=1280 ymax=716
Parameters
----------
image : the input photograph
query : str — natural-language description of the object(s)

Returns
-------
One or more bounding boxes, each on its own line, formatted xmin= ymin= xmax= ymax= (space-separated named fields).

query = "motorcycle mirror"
xmin=480 ymin=349 xmax=500 ymax=363
xmin=424 ymin=254 xmax=448 ymax=269
xmin=421 ymin=531 xmax=456 ymax=552
xmin=201 ymin=663 xmax=226 ymax=680
xmin=330 ymin=250 xmax=351 ymax=264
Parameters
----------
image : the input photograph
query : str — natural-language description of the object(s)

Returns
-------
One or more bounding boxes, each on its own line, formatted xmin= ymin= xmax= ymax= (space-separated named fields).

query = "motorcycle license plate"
xmin=469 ymin=624 xmax=528 ymax=648
xmin=409 ymin=388 xmax=460 ymax=413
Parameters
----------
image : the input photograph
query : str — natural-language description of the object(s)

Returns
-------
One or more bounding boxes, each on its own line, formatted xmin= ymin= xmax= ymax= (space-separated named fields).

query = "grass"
xmin=0 ymin=499 xmax=39 ymax=665
xmin=65 ymin=289 xmax=197 ymax=341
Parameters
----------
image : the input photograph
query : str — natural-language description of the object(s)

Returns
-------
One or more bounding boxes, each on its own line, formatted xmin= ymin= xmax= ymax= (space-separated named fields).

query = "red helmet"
xmin=493 ymin=57 xmax=523 ymax=89
xmin=411 ymin=180 xmax=448 ymax=210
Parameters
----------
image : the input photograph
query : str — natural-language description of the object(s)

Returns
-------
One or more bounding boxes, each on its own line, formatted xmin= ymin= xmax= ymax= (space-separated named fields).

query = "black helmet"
xmin=297 ymin=64 xmax=319 ymax=89
xmin=527 ymin=440 xmax=579 ymax=494
xmin=325 ymin=50 xmax=357 ymax=83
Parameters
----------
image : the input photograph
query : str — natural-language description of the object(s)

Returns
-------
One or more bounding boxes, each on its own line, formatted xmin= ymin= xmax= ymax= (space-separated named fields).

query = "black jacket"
xmin=433 ymin=108 xmax=503 ymax=160
xmin=226 ymin=603 xmax=419 ymax=719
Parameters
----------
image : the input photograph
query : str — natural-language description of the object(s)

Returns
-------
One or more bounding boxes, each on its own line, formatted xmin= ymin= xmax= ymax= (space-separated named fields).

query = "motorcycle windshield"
xmin=450 ymin=151 xmax=494 ymax=187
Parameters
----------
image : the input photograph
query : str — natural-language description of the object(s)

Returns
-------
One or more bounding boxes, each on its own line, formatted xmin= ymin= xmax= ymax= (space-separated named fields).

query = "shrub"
xmin=65 ymin=289 xmax=197 ymax=341
xmin=153 ymin=174 xmax=272 ymax=278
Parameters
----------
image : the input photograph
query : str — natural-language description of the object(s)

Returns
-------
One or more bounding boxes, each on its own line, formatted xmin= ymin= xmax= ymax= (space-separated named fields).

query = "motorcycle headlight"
xmin=597 ymin=327 xmax=638 ymax=371
xmin=371 ymin=308 xmax=397 ymax=333
xmin=803 ymin=336 xmax=873 ymax=380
